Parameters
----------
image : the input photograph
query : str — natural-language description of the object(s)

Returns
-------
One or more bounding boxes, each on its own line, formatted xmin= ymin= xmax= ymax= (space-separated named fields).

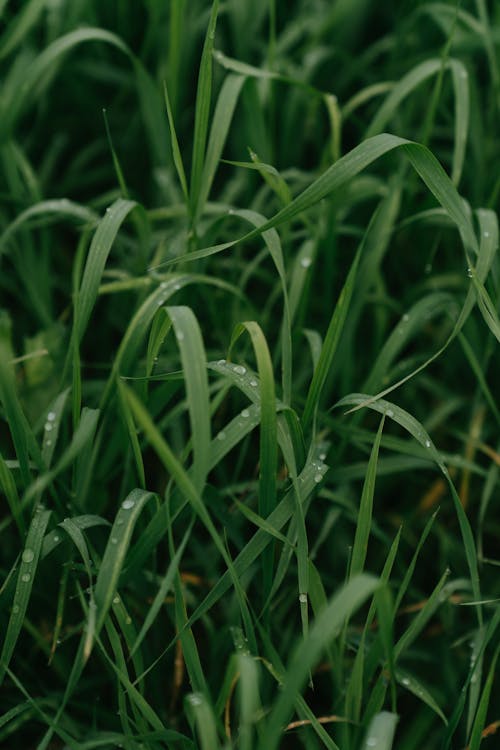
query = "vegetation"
xmin=1 ymin=1 xmax=499 ymax=748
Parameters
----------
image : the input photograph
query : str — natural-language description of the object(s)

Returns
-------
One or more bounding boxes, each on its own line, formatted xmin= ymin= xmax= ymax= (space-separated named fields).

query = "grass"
xmin=0 ymin=0 xmax=500 ymax=748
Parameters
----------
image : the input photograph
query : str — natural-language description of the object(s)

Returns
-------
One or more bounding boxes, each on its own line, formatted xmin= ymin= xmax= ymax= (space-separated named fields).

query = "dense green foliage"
xmin=1 ymin=1 xmax=499 ymax=748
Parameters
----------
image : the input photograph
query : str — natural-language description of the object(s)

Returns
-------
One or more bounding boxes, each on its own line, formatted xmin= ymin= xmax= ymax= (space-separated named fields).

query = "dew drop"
xmin=483 ymin=231 xmax=490 ymax=238
xmin=111 ymin=537 xmax=118 ymax=545
xmin=176 ymin=331 xmax=185 ymax=342
xmin=299 ymin=593 xmax=307 ymax=604
xmin=467 ymin=267 xmax=473 ymax=277
xmin=22 ymin=549 xmax=35 ymax=564
xmin=160 ymin=281 xmax=168 ymax=289
xmin=217 ymin=359 xmax=226 ymax=366
xmin=47 ymin=411 xmax=56 ymax=422
xmin=46 ymin=439 xmax=52 ymax=446
xmin=122 ymin=498 xmax=135 ymax=510
xmin=319 ymin=452 xmax=327 ymax=461
xmin=241 ymin=408 xmax=250 ymax=418
xmin=386 ymin=409 xmax=394 ymax=417
xmin=300 ymin=257 xmax=312 ymax=269
xmin=174 ymin=283 xmax=181 ymax=291
xmin=425 ymin=440 xmax=431 ymax=448
xmin=402 ymin=313 xmax=410 ymax=322
xmin=217 ymin=431 xmax=226 ymax=441
xmin=53 ymin=535 xmax=59 ymax=543
xmin=113 ymin=595 xmax=120 ymax=605
xmin=366 ymin=738 xmax=377 ymax=747
xmin=314 ymin=473 xmax=323 ymax=483
xmin=13 ymin=605 xmax=20 ymax=614
xmin=249 ymin=379 xmax=258 ymax=387
xmin=402 ymin=677 xmax=410 ymax=686
xmin=45 ymin=423 xmax=53 ymax=432
xmin=125 ymin=616 xmax=132 ymax=625
xmin=21 ymin=573 xmax=31 ymax=583
xmin=234 ymin=365 xmax=246 ymax=375
xmin=116 ymin=518 xmax=124 ymax=526
xmin=188 ymin=693 xmax=202 ymax=706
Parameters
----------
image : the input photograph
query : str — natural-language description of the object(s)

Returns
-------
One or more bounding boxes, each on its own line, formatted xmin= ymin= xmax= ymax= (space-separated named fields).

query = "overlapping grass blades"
xmin=1 ymin=1 xmax=500 ymax=747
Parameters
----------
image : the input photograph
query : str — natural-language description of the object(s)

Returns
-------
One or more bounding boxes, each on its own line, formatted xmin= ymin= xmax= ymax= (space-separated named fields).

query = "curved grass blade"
xmin=163 ymin=134 xmax=479 ymax=269
xmin=23 ymin=407 xmax=100 ymax=506
xmin=261 ymin=574 xmax=379 ymax=750
xmin=0 ymin=506 xmax=51 ymax=685
xmin=336 ymin=395 xmax=481 ymax=612
xmin=226 ymin=208 xmax=292 ymax=403
xmin=94 ymin=489 xmax=154 ymax=636
xmin=365 ymin=58 xmax=469 ymax=185
xmin=0 ymin=200 xmax=97 ymax=258
xmin=75 ymin=199 xmax=137 ymax=343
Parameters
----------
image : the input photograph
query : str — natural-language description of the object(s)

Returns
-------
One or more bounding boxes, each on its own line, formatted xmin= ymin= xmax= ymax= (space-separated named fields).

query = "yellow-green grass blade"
xmin=361 ymin=711 xmax=398 ymax=750
xmin=186 ymin=691 xmax=221 ymax=750
xmin=261 ymin=574 xmax=379 ymax=750
xmin=237 ymin=654 xmax=261 ymax=750
xmin=0 ymin=506 xmax=51 ymax=685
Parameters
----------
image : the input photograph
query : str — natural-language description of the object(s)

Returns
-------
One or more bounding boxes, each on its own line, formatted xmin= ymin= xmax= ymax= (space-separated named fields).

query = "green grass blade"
xmin=336 ymin=394 xmax=482 ymax=610
xmin=350 ymin=416 xmax=385 ymax=578
xmin=189 ymin=0 xmax=220 ymax=219
xmin=361 ymin=711 xmax=398 ymax=750
xmin=0 ymin=507 xmax=51 ymax=685
xmin=75 ymin=198 xmax=137 ymax=343
xmin=167 ymin=306 xmax=211 ymax=491
xmin=163 ymin=80 xmax=189 ymax=202
xmin=467 ymin=644 xmax=500 ymax=750
xmin=261 ymin=574 xmax=379 ymax=750
xmin=302 ymin=245 xmax=362 ymax=433
xmin=195 ymin=73 xmax=245 ymax=220
xmin=94 ymin=489 xmax=154 ymax=630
